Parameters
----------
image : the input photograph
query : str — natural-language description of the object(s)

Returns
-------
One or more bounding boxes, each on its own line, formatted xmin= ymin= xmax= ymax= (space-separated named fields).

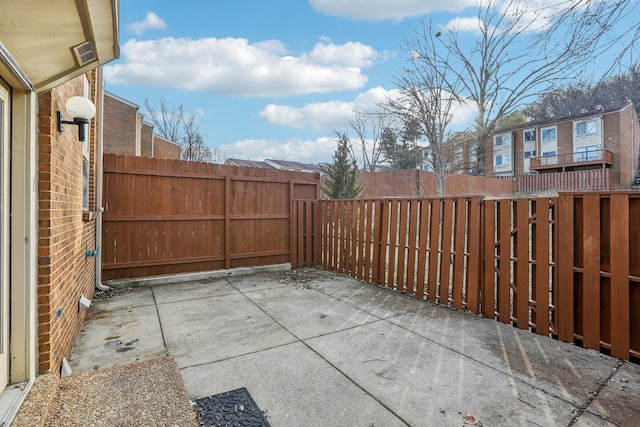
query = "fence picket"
xmin=452 ymin=199 xmax=466 ymax=309
xmin=497 ymin=200 xmax=512 ymax=324
xmin=406 ymin=200 xmax=419 ymax=295
xmin=610 ymin=194 xmax=630 ymax=359
xmin=582 ymin=195 xmax=601 ymax=350
xmin=427 ymin=200 xmax=441 ymax=302
xmin=533 ymin=198 xmax=550 ymax=336
xmin=397 ymin=200 xmax=409 ymax=293
xmin=515 ymin=199 xmax=530 ymax=330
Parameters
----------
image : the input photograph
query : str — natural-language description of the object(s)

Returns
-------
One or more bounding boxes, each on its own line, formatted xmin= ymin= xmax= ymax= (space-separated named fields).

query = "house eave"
xmin=0 ymin=0 xmax=119 ymax=93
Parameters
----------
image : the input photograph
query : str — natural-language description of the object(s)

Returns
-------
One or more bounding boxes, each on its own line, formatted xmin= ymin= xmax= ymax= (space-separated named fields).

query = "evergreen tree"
xmin=321 ymin=135 xmax=364 ymax=199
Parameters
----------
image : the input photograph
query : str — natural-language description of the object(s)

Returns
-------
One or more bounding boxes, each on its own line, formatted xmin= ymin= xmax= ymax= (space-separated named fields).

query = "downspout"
xmin=95 ymin=70 xmax=110 ymax=291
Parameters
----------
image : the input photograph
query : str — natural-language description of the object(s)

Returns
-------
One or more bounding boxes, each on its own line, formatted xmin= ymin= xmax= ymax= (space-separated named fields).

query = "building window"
xmin=576 ymin=145 xmax=599 ymax=161
xmin=495 ymin=155 xmax=510 ymax=166
xmin=524 ymin=129 xmax=536 ymax=142
xmin=523 ymin=150 xmax=536 ymax=159
xmin=541 ymin=127 xmax=556 ymax=142
xmin=542 ymin=151 xmax=556 ymax=157
xmin=576 ymin=120 xmax=597 ymax=136
xmin=494 ymin=134 xmax=510 ymax=146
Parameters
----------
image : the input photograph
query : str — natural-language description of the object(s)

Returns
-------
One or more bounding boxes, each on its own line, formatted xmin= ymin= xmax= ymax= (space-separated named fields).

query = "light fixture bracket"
xmin=57 ymin=111 xmax=90 ymax=142
xmin=56 ymin=96 xmax=95 ymax=142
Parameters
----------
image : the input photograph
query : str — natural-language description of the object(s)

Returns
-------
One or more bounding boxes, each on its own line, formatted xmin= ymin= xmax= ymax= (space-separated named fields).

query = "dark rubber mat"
xmin=195 ymin=387 xmax=271 ymax=427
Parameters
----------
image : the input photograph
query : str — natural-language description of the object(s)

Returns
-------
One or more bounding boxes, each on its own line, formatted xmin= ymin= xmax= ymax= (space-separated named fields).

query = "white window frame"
xmin=541 ymin=127 xmax=557 ymax=142
xmin=494 ymin=134 xmax=510 ymax=146
xmin=575 ymin=119 xmax=597 ymax=136
xmin=524 ymin=129 xmax=536 ymax=142
xmin=495 ymin=154 xmax=510 ymax=166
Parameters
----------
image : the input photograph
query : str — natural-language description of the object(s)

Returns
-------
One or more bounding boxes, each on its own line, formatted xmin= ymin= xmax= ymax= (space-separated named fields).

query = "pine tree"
xmin=321 ymin=135 xmax=364 ymax=199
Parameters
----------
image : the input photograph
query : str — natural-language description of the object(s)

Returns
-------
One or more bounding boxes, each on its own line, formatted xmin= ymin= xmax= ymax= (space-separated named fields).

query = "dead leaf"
xmin=463 ymin=412 xmax=478 ymax=425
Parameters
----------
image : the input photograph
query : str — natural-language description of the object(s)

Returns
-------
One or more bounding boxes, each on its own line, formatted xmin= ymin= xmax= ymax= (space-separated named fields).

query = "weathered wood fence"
xmin=514 ymin=169 xmax=619 ymax=193
xmin=102 ymin=154 xmax=320 ymax=280
xmin=294 ymin=192 xmax=640 ymax=361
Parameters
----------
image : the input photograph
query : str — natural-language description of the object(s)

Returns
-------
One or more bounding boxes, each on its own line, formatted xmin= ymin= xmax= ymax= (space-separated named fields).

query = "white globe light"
xmin=65 ymin=96 xmax=96 ymax=120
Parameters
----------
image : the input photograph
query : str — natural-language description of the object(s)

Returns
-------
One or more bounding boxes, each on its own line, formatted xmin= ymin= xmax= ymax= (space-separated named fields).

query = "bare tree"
xmin=385 ymin=28 xmax=465 ymax=196
xmin=409 ymin=0 xmax=636 ymax=175
xmin=345 ymin=110 xmax=391 ymax=172
xmin=144 ymin=98 xmax=215 ymax=162
xmin=144 ymin=98 xmax=183 ymax=143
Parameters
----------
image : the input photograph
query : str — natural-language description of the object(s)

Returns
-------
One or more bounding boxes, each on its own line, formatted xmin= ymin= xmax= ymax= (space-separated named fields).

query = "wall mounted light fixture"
xmin=57 ymin=96 xmax=96 ymax=142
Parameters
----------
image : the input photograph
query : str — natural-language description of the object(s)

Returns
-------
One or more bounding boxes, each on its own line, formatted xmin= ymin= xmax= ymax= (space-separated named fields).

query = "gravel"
xmin=13 ymin=356 xmax=198 ymax=427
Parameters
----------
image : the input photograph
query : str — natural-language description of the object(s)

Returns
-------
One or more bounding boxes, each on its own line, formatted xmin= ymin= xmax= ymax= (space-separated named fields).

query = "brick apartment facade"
xmin=487 ymin=102 xmax=640 ymax=187
xmin=37 ymin=71 xmax=101 ymax=374
xmin=104 ymin=92 xmax=181 ymax=160
xmin=0 ymin=1 xmax=118 ymax=413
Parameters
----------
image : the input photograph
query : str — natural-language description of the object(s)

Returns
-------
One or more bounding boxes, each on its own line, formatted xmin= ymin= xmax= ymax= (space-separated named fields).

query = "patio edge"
xmin=103 ymin=263 xmax=292 ymax=289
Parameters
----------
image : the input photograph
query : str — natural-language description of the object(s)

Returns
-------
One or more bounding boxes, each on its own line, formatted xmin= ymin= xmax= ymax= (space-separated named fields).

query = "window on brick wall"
xmin=541 ymin=127 xmax=556 ymax=142
xmin=576 ymin=119 xmax=597 ymax=136
xmin=524 ymin=129 xmax=536 ymax=142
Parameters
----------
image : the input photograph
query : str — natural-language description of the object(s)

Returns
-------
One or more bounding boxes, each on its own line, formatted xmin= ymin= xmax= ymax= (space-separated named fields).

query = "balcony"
xmin=530 ymin=149 xmax=613 ymax=171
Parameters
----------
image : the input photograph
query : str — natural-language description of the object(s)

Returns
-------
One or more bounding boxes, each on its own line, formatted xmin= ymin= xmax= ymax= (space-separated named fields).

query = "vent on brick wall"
xmin=72 ymin=41 xmax=96 ymax=66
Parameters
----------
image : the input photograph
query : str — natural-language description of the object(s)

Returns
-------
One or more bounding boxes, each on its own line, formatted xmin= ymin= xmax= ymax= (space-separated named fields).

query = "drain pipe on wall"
xmin=94 ymin=69 xmax=110 ymax=292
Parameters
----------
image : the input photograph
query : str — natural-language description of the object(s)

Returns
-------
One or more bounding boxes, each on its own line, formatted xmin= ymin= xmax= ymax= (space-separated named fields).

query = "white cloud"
xmin=127 ymin=12 xmax=167 ymax=35
xmin=259 ymin=87 xmax=395 ymax=130
xmin=442 ymin=17 xmax=484 ymax=33
xmin=104 ymin=37 xmax=376 ymax=97
xmin=307 ymin=41 xmax=377 ymax=67
xmin=308 ymin=0 xmax=477 ymax=21
xmin=220 ymin=137 xmax=338 ymax=165
xmin=259 ymin=86 xmax=476 ymax=132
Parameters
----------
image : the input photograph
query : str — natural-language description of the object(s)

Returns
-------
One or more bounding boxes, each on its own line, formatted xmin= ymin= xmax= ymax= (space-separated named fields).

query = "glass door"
xmin=0 ymin=80 xmax=9 ymax=390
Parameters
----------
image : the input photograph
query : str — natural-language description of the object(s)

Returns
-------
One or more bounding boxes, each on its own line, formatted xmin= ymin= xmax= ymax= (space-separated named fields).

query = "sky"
xmin=104 ymin=0 xmax=636 ymax=166
xmin=104 ymin=0 xmax=482 ymax=165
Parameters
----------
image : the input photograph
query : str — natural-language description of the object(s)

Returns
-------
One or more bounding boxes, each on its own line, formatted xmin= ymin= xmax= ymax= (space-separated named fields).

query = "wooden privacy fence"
xmin=294 ymin=192 xmax=640 ymax=361
xmin=102 ymin=154 xmax=320 ymax=280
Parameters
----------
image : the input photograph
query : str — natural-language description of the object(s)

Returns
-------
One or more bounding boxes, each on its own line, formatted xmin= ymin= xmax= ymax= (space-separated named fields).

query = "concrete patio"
xmin=59 ymin=266 xmax=639 ymax=426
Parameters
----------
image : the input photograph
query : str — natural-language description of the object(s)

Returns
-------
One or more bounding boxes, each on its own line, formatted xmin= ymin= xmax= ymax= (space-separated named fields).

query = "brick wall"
xmin=141 ymin=122 xmax=154 ymax=158
xmin=610 ymin=104 xmax=640 ymax=186
xmin=37 ymin=73 xmax=98 ymax=374
xmin=103 ymin=92 xmax=138 ymax=156
xmin=153 ymin=135 xmax=181 ymax=160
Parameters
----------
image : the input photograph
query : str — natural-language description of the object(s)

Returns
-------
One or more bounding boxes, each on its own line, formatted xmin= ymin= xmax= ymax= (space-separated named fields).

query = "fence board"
xmin=466 ymin=198 xmax=481 ymax=313
xmin=416 ymin=200 xmax=429 ymax=300
xmin=452 ymin=200 xmax=466 ymax=309
xmin=363 ymin=200 xmax=373 ymax=283
xmin=582 ymin=195 xmax=601 ymax=350
xmin=427 ymin=200 xmax=441 ymax=302
xmin=515 ymin=199 xmax=530 ymax=330
xmin=387 ymin=201 xmax=399 ymax=290
xmin=497 ymin=201 xmax=512 ymax=324
xmin=533 ymin=199 xmax=551 ymax=336
xmin=557 ymin=195 xmax=575 ymax=342
xmin=610 ymin=194 xmax=630 ymax=359
xmin=396 ymin=200 xmax=409 ymax=293
xmin=406 ymin=200 xmax=419 ymax=296
xmin=483 ymin=201 xmax=496 ymax=318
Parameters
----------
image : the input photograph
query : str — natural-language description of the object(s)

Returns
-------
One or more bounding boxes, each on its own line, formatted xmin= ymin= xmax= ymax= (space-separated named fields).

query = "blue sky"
xmin=105 ymin=0 xmax=482 ymax=164
xmin=104 ymin=0 xmax=636 ymax=165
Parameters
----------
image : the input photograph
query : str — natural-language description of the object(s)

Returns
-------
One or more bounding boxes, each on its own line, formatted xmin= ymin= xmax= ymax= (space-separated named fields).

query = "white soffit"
xmin=0 ymin=0 xmax=119 ymax=92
